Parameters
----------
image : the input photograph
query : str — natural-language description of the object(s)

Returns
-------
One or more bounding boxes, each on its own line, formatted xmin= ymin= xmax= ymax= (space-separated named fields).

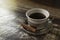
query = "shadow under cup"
xmin=26 ymin=8 xmax=50 ymax=29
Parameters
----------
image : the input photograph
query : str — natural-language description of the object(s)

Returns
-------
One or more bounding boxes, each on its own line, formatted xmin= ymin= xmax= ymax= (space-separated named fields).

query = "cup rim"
xmin=26 ymin=8 xmax=50 ymax=20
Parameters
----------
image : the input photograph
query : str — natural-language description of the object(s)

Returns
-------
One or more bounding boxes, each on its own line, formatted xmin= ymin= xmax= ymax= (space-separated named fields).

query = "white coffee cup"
xmin=26 ymin=8 xmax=50 ymax=29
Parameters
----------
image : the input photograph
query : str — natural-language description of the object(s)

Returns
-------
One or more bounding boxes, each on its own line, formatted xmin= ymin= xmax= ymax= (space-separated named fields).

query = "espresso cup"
xmin=26 ymin=8 xmax=50 ymax=30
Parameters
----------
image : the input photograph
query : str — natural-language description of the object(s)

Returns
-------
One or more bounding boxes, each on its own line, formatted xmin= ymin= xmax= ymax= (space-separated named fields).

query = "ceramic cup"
xmin=26 ymin=8 xmax=50 ymax=30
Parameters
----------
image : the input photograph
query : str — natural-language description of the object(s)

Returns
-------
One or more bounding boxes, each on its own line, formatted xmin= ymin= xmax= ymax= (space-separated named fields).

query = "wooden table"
xmin=16 ymin=0 xmax=60 ymax=18
xmin=0 ymin=0 xmax=60 ymax=18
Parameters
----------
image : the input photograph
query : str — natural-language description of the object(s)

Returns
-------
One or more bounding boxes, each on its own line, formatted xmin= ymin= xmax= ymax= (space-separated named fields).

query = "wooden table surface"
xmin=0 ymin=0 xmax=60 ymax=40
xmin=0 ymin=0 xmax=60 ymax=18
xmin=17 ymin=0 xmax=60 ymax=18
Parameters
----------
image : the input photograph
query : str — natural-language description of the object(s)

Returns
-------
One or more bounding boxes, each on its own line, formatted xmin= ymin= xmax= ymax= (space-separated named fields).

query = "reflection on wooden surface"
xmin=0 ymin=0 xmax=17 ymax=10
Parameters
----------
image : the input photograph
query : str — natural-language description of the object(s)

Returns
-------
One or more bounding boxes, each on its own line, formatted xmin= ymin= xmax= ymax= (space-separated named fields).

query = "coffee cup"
xmin=26 ymin=8 xmax=50 ymax=30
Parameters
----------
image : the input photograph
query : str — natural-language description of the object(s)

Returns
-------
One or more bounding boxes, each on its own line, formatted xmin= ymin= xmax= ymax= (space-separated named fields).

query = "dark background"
xmin=33 ymin=0 xmax=60 ymax=8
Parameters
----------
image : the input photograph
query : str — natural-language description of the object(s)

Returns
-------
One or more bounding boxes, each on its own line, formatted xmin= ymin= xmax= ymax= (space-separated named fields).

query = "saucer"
xmin=22 ymin=19 xmax=52 ymax=35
